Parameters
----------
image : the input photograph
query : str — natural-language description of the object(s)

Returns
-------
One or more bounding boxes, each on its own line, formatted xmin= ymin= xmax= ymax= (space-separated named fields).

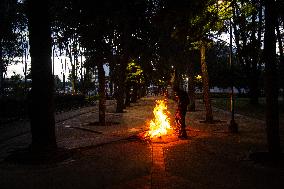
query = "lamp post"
xmin=228 ymin=16 xmax=238 ymax=133
xmin=217 ymin=0 xmax=238 ymax=132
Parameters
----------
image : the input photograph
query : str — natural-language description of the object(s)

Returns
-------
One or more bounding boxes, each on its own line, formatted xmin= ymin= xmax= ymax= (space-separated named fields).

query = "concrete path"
xmin=0 ymin=96 xmax=283 ymax=189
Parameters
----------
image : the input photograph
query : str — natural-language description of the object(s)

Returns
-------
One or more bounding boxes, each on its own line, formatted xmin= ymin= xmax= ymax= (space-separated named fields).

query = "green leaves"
xmin=126 ymin=59 xmax=145 ymax=85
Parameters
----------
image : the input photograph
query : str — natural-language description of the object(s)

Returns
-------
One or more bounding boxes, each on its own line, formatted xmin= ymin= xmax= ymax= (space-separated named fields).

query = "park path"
xmin=0 ymin=96 xmax=284 ymax=189
xmin=0 ymin=98 xmax=155 ymax=160
xmin=151 ymin=143 xmax=168 ymax=189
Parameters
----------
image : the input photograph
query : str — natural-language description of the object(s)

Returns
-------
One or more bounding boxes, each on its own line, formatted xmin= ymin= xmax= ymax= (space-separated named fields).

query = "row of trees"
xmin=0 ymin=0 xmax=282 ymax=156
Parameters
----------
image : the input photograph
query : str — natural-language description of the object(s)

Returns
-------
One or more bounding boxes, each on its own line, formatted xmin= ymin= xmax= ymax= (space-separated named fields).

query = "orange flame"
xmin=145 ymin=99 xmax=173 ymax=138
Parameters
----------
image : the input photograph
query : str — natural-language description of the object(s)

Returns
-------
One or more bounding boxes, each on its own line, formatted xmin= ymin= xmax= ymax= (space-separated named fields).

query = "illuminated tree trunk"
xmin=200 ymin=43 xmax=213 ymax=123
xmin=27 ymin=0 xmax=57 ymax=151
xmin=264 ymin=0 xmax=280 ymax=155
xmin=98 ymin=61 xmax=106 ymax=125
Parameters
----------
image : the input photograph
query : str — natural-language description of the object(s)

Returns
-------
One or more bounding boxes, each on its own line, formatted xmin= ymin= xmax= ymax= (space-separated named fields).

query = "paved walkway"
xmin=0 ymin=96 xmax=284 ymax=189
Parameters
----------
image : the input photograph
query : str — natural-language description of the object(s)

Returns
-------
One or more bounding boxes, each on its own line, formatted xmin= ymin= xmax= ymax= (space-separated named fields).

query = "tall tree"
xmin=26 ymin=0 xmax=57 ymax=151
xmin=97 ymin=59 xmax=106 ymax=125
xmin=125 ymin=60 xmax=145 ymax=104
xmin=0 ymin=0 xmax=24 ymax=97
xmin=200 ymin=41 xmax=213 ymax=122
xmin=184 ymin=0 xmax=222 ymax=123
xmin=232 ymin=0 xmax=264 ymax=105
xmin=264 ymin=0 xmax=280 ymax=156
xmin=187 ymin=59 xmax=196 ymax=111
xmin=275 ymin=0 xmax=284 ymax=99
xmin=78 ymin=0 xmax=114 ymax=124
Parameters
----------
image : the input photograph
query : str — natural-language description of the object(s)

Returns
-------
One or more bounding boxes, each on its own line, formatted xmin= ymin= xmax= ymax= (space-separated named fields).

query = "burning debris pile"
xmin=144 ymin=99 xmax=175 ymax=139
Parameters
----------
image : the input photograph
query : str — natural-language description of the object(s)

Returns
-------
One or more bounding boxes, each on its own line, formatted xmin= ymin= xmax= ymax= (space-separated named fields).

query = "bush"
xmin=85 ymin=95 xmax=99 ymax=104
xmin=54 ymin=94 xmax=88 ymax=111
xmin=0 ymin=94 xmax=93 ymax=123
xmin=0 ymin=96 xmax=28 ymax=122
xmin=195 ymin=92 xmax=247 ymax=99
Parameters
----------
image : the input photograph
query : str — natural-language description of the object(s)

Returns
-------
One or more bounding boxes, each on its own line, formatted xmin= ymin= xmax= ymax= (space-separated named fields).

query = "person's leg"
xmin=179 ymin=111 xmax=187 ymax=138
xmin=175 ymin=110 xmax=181 ymax=128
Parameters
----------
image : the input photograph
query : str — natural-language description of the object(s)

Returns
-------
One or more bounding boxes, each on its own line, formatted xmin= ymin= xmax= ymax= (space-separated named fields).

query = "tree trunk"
xmin=98 ymin=61 xmax=106 ymax=125
xmin=109 ymin=61 xmax=114 ymax=98
xmin=125 ymin=84 xmax=131 ymax=106
xmin=200 ymin=43 xmax=213 ymax=123
xmin=132 ymin=83 xmax=138 ymax=103
xmin=173 ymin=69 xmax=181 ymax=90
xmin=116 ymin=77 xmax=125 ymax=112
xmin=0 ymin=0 xmax=7 ymax=98
xmin=233 ymin=1 xmax=262 ymax=106
xmin=66 ymin=43 xmax=76 ymax=94
xmin=187 ymin=62 xmax=196 ymax=111
xmin=0 ymin=40 xmax=3 ymax=98
xmin=116 ymin=56 xmax=127 ymax=113
xmin=276 ymin=19 xmax=284 ymax=100
xmin=27 ymin=0 xmax=57 ymax=151
xmin=248 ymin=70 xmax=260 ymax=105
xmin=264 ymin=0 xmax=281 ymax=156
xmin=71 ymin=63 xmax=76 ymax=94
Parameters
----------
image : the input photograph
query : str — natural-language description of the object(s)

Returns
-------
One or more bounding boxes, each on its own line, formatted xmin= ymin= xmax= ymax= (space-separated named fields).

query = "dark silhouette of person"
xmin=173 ymin=87 xmax=189 ymax=139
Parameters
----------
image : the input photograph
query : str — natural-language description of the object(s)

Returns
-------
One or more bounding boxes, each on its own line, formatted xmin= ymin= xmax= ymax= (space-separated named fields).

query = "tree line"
xmin=0 ymin=0 xmax=282 ymax=158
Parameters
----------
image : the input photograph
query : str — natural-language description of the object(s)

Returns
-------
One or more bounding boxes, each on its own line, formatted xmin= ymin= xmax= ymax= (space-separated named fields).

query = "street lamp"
xmin=227 ymin=1 xmax=238 ymax=133
xmin=217 ymin=0 xmax=238 ymax=132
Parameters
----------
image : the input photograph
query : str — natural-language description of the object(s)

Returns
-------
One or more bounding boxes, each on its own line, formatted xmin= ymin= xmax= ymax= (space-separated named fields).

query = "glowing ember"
xmin=145 ymin=99 xmax=173 ymax=138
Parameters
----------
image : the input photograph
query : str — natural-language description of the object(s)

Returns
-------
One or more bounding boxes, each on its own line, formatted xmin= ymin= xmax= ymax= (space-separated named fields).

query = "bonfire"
xmin=145 ymin=99 xmax=174 ymax=139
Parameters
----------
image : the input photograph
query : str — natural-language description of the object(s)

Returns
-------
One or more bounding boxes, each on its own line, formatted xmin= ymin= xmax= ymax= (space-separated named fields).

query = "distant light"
xmin=196 ymin=75 xmax=202 ymax=80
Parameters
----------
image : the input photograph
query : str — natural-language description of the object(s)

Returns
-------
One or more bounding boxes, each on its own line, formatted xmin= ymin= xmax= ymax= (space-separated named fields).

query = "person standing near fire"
xmin=173 ymin=87 xmax=189 ymax=139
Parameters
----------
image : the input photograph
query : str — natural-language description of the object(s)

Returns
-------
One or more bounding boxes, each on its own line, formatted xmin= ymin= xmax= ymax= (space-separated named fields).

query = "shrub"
xmin=0 ymin=94 xmax=92 ymax=123
xmin=0 ymin=96 xmax=27 ymax=122
xmin=54 ymin=94 xmax=88 ymax=111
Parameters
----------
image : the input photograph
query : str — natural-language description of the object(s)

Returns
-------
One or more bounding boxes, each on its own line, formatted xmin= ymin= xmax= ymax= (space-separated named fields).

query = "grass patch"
xmin=212 ymin=97 xmax=284 ymax=120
